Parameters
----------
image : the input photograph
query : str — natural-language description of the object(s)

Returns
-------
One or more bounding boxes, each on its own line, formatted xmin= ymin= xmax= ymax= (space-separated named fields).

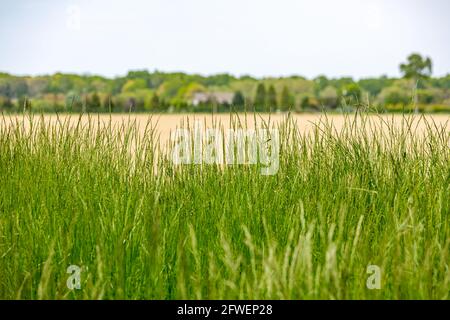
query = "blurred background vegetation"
xmin=0 ymin=53 xmax=448 ymax=113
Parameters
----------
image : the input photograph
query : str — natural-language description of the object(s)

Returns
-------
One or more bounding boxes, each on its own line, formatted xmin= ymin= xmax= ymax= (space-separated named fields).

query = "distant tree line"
xmin=0 ymin=54 xmax=449 ymax=113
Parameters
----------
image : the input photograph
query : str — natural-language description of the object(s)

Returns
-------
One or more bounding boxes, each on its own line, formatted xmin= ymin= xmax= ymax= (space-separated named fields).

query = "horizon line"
xmin=2 ymin=69 xmax=449 ymax=81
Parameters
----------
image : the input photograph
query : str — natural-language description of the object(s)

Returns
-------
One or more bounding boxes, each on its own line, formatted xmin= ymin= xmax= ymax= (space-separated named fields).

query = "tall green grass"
xmin=0 ymin=112 xmax=448 ymax=299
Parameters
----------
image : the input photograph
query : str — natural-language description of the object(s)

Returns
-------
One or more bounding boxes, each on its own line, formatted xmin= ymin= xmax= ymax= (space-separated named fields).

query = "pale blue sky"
xmin=1 ymin=0 xmax=449 ymax=79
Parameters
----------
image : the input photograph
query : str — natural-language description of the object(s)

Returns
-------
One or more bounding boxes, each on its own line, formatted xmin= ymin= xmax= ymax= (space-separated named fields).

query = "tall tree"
xmin=267 ymin=85 xmax=277 ymax=109
xmin=88 ymin=92 xmax=101 ymax=112
xmin=342 ymin=83 xmax=361 ymax=106
xmin=313 ymin=75 xmax=329 ymax=95
xmin=400 ymin=53 xmax=432 ymax=80
xmin=232 ymin=91 xmax=245 ymax=109
xmin=300 ymin=96 xmax=310 ymax=110
xmin=319 ymin=86 xmax=339 ymax=109
xmin=254 ymin=83 xmax=266 ymax=111
xmin=149 ymin=93 xmax=160 ymax=111
xmin=103 ymin=95 xmax=115 ymax=112
xmin=400 ymin=53 xmax=432 ymax=113
xmin=280 ymin=86 xmax=295 ymax=111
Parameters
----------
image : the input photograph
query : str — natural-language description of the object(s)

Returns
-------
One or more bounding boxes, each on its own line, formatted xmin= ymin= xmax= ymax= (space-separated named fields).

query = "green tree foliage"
xmin=254 ymin=83 xmax=266 ymax=110
xmin=158 ymin=79 xmax=185 ymax=101
xmin=400 ymin=53 xmax=433 ymax=112
xmin=267 ymin=85 xmax=277 ymax=109
xmin=127 ymin=70 xmax=151 ymax=81
xmin=0 ymin=54 xmax=447 ymax=113
xmin=87 ymin=92 xmax=101 ymax=112
xmin=202 ymin=73 xmax=235 ymax=86
xmin=400 ymin=53 xmax=433 ymax=80
xmin=232 ymin=91 xmax=245 ymax=108
xmin=122 ymin=79 xmax=148 ymax=93
xmin=1 ymin=97 xmax=14 ymax=110
xmin=103 ymin=95 xmax=115 ymax=112
xmin=0 ymin=80 xmax=12 ymax=98
xmin=18 ymin=96 xmax=32 ymax=112
xmin=300 ymin=96 xmax=310 ymax=110
xmin=377 ymin=86 xmax=410 ymax=105
xmin=342 ymin=83 xmax=362 ymax=105
xmin=314 ymin=75 xmax=329 ymax=95
xmin=319 ymin=86 xmax=339 ymax=108
xmin=280 ymin=86 xmax=295 ymax=110
xmin=149 ymin=93 xmax=161 ymax=111
xmin=177 ymin=82 xmax=206 ymax=101
xmin=332 ymin=77 xmax=354 ymax=90
xmin=358 ymin=76 xmax=394 ymax=96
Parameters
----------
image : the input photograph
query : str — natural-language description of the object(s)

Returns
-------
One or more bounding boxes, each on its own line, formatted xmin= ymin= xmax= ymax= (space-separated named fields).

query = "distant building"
xmin=192 ymin=92 xmax=234 ymax=106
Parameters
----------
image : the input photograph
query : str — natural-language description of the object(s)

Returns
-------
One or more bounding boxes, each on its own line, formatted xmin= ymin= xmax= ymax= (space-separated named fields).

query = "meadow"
xmin=0 ymin=112 xmax=448 ymax=299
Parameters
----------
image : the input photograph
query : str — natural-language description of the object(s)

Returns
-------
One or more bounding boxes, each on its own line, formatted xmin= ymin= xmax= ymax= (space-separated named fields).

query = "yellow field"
xmin=2 ymin=113 xmax=448 ymax=146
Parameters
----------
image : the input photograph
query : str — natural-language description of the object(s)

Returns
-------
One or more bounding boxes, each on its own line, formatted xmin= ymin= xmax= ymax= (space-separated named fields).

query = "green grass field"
xmin=0 ymin=112 xmax=448 ymax=299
